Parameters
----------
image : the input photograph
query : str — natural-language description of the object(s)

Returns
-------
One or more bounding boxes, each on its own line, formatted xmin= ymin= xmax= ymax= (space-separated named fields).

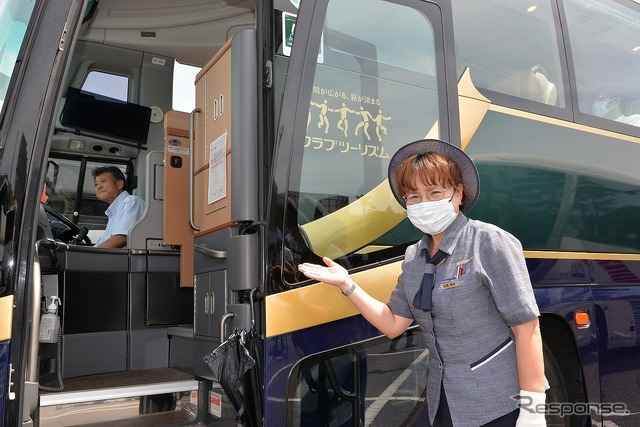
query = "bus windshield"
xmin=0 ymin=0 xmax=36 ymax=112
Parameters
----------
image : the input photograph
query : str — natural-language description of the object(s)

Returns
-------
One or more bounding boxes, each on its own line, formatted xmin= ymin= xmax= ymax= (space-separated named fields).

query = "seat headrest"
xmin=489 ymin=65 xmax=558 ymax=106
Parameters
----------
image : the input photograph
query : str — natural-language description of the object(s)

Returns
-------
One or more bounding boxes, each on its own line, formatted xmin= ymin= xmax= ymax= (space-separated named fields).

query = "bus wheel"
xmin=544 ymin=347 xmax=569 ymax=427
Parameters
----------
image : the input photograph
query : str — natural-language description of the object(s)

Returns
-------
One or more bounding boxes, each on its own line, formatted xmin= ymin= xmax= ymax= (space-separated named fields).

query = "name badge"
xmin=440 ymin=277 xmax=459 ymax=290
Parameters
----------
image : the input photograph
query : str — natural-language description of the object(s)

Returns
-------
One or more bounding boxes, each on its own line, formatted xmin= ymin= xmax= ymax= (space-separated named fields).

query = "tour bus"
xmin=1 ymin=0 xmax=640 ymax=426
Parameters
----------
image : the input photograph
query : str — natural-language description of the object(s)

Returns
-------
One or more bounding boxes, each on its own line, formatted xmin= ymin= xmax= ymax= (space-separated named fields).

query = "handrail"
xmin=194 ymin=244 xmax=227 ymax=259
xmin=249 ymin=288 xmax=258 ymax=328
xmin=189 ymin=108 xmax=201 ymax=231
xmin=219 ymin=312 xmax=235 ymax=344
xmin=26 ymin=240 xmax=46 ymax=383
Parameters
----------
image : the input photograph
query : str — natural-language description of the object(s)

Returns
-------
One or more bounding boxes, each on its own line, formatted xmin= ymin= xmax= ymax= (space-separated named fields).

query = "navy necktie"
xmin=413 ymin=249 xmax=448 ymax=311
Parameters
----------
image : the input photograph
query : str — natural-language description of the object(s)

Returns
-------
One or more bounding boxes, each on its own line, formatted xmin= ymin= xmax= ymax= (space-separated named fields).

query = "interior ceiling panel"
xmin=80 ymin=0 xmax=256 ymax=66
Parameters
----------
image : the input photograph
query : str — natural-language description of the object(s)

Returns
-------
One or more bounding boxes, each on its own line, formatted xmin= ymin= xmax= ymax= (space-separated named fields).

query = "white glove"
xmin=516 ymin=390 xmax=546 ymax=427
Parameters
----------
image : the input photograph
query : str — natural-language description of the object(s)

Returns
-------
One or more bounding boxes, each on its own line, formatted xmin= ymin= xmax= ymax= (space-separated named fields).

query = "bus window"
xmin=173 ymin=61 xmax=200 ymax=112
xmin=564 ymin=0 xmax=640 ymax=129
xmin=287 ymin=332 xmax=428 ymax=426
xmin=284 ymin=0 xmax=443 ymax=278
xmin=452 ymin=0 xmax=565 ymax=108
xmin=81 ymin=70 xmax=129 ymax=102
xmin=0 ymin=0 xmax=36 ymax=113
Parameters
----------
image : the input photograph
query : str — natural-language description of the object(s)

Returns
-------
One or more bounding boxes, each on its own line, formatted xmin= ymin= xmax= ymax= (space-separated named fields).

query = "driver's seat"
xmin=37 ymin=203 xmax=55 ymax=241
xmin=128 ymin=151 xmax=166 ymax=250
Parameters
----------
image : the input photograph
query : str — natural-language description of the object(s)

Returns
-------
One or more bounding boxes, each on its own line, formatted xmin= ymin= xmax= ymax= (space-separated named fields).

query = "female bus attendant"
xmin=298 ymin=139 xmax=546 ymax=427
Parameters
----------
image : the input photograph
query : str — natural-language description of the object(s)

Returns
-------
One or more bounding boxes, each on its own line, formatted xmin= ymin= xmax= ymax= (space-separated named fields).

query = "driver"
xmin=92 ymin=166 xmax=145 ymax=248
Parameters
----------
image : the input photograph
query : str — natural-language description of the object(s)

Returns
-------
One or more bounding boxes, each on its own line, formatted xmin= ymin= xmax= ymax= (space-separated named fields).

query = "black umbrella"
xmin=240 ymin=327 xmax=263 ymax=426
xmin=204 ymin=290 xmax=263 ymax=427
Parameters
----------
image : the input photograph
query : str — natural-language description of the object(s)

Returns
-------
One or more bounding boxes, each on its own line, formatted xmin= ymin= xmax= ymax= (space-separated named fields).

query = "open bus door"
xmin=262 ymin=0 xmax=460 ymax=425
xmin=0 ymin=1 xmax=86 ymax=425
xmin=161 ymin=23 xmax=264 ymax=426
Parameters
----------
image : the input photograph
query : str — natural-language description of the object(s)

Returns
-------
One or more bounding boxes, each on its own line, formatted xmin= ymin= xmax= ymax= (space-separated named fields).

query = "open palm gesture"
xmin=298 ymin=257 xmax=349 ymax=288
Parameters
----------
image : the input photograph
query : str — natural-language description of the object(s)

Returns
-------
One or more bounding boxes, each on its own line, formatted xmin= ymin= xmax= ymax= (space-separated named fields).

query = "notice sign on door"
xmin=208 ymin=132 xmax=227 ymax=204
xmin=209 ymin=390 xmax=222 ymax=418
xmin=282 ymin=12 xmax=323 ymax=62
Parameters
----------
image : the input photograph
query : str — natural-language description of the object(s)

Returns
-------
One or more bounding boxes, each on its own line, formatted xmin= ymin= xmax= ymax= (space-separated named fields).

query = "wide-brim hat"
xmin=388 ymin=139 xmax=480 ymax=212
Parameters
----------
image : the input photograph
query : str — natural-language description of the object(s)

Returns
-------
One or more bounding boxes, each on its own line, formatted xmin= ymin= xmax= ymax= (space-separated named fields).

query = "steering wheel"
xmin=43 ymin=204 xmax=93 ymax=245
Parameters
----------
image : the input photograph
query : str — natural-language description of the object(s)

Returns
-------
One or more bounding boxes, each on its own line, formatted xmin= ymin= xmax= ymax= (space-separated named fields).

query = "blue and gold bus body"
xmin=263 ymin=1 xmax=640 ymax=425
xmin=1 ymin=0 xmax=640 ymax=426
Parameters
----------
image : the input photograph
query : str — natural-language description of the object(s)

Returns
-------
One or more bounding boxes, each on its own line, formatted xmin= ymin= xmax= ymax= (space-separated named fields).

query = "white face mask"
xmin=406 ymin=197 xmax=457 ymax=235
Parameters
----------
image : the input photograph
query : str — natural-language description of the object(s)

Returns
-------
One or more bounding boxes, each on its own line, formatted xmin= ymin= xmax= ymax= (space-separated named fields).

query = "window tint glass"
xmin=452 ymin=0 xmax=564 ymax=107
xmin=565 ymin=0 xmax=640 ymax=128
xmin=81 ymin=70 xmax=129 ymax=101
xmin=287 ymin=330 xmax=427 ymax=426
xmin=0 ymin=0 xmax=37 ymax=112
xmin=283 ymin=0 xmax=441 ymax=281
xmin=464 ymin=109 xmax=640 ymax=254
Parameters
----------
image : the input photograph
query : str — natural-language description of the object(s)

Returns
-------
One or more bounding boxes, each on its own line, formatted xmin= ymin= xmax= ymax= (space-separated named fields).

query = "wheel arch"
xmin=540 ymin=313 xmax=591 ymax=426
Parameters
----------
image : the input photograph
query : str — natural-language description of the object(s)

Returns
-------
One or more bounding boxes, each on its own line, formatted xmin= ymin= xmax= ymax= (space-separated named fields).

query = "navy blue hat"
xmin=388 ymin=139 xmax=480 ymax=211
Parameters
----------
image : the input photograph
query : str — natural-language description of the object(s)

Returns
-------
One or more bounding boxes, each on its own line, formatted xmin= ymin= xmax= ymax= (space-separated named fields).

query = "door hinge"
xmin=58 ymin=23 xmax=68 ymax=51
xmin=8 ymin=363 xmax=15 ymax=400
xmin=264 ymin=60 xmax=273 ymax=89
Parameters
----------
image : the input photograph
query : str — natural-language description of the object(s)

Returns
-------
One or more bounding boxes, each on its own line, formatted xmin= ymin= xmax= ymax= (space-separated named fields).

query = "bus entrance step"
xmin=39 ymin=379 xmax=198 ymax=407
xmin=39 ymin=388 xmax=199 ymax=426
xmin=39 ymin=369 xmax=199 ymax=426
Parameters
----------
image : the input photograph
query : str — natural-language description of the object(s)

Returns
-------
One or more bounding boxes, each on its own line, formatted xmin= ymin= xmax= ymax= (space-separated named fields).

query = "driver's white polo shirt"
xmin=94 ymin=190 xmax=145 ymax=247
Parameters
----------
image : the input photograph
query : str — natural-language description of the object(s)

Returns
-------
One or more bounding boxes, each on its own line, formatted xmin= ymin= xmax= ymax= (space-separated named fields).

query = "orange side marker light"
xmin=574 ymin=309 xmax=590 ymax=329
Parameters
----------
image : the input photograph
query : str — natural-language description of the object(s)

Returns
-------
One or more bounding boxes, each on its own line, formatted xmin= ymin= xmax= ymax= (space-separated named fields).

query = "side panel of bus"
xmin=452 ymin=0 xmax=640 ymax=424
xmin=267 ymin=0 xmax=640 ymax=426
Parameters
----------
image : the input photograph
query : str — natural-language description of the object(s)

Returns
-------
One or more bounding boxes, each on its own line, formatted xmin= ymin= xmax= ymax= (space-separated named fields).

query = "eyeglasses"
xmin=404 ymin=187 xmax=456 ymax=205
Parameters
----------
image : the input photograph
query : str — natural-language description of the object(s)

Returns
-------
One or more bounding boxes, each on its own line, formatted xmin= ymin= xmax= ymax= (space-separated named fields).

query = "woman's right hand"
xmin=298 ymin=257 xmax=351 ymax=290
xmin=301 ymin=257 xmax=413 ymax=339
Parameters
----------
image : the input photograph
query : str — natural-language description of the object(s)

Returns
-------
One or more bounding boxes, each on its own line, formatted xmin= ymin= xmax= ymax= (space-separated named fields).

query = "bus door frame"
xmin=0 ymin=0 xmax=86 ymax=424
xmin=266 ymin=0 xmax=460 ymax=424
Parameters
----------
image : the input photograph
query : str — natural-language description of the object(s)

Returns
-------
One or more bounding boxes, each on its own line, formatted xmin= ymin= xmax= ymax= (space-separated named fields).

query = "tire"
xmin=544 ymin=347 xmax=570 ymax=427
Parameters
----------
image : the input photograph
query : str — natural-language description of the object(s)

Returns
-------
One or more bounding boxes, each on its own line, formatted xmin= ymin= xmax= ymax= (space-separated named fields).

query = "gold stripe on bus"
xmin=266 ymin=261 xmax=402 ymax=338
xmin=299 ymin=181 xmax=406 ymax=260
xmin=457 ymin=67 xmax=491 ymax=150
xmin=266 ymin=250 xmax=640 ymax=337
xmin=488 ymin=104 xmax=640 ymax=144
xmin=524 ymin=250 xmax=640 ymax=261
xmin=460 ymin=66 xmax=640 ymax=144
xmin=0 ymin=295 xmax=13 ymax=341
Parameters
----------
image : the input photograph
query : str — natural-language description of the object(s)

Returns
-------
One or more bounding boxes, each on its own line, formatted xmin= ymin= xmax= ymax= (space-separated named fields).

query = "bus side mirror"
xmin=45 ymin=160 xmax=59 ymax=197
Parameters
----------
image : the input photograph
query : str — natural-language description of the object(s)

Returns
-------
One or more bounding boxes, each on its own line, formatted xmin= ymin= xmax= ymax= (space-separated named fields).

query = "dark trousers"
xmin=433 ymin=384 xmax=519 ymax=427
